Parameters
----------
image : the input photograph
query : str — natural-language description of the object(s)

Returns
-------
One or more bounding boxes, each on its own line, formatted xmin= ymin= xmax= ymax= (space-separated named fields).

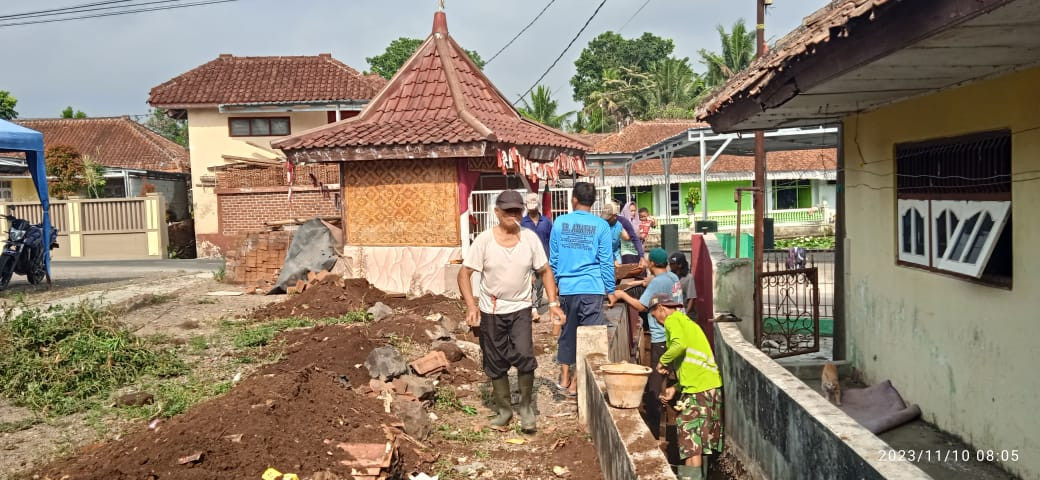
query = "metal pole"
xmin=625 ymin=163 xmax=632 ymax=204
xmin=753 ymin=0 xmax=768 ymax=331
xmin=700 ymin=131 xmax=709 ymax=221
xmin=663 ymin=152 xmax=672 ymax=224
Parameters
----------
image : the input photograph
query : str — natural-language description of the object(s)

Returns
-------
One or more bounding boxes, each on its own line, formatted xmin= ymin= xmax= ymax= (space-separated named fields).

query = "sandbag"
xmin=268 ymin=219 xmax=338 ymax=294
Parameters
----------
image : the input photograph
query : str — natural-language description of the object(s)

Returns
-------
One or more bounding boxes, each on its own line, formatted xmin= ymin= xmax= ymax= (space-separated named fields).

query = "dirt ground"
xmin=12 ymin=277 xmax=603 ymax=480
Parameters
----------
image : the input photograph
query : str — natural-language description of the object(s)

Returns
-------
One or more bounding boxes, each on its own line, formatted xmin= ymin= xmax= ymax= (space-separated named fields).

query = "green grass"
xmin=435 ymin=386 xmax=478 ymax=416
xmin=436 ymin=423 xmax=490 ymax=443
xmin=188 ymin=335 xmax=209 ymax=352
xmin=0 ymin=300 xmax=187 ymax=416
xmin=123 ymin=377 xmax=234 ymax=419
xmin=774 ymin=235 xmax=835 ymax=250
xmin=230 ymin=311 xmax=373 ymax=349
xmin=0 ymin=417 xmax=43 ymax=433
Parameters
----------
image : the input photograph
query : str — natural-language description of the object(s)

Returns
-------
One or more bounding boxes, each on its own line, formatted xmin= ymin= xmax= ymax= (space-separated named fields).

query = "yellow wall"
xmin=185 ymin=109 xmax=328 ymax=240
xmin=843 ymin=66 xmax=1040 ymax=479
xmin=11 ymin=178 xmax=39 ymax=202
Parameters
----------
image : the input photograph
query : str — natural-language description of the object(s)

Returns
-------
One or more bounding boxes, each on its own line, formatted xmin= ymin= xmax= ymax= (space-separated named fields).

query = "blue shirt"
xmin=521 ymin=213 xmax=552 ymax=256
xmin=639 ymin=271 xmax=683 ymax=343
xmin=609 ymin=216 xmax=644 ymax=262
xmin=549 ymin=210 xmax=615 ymax=295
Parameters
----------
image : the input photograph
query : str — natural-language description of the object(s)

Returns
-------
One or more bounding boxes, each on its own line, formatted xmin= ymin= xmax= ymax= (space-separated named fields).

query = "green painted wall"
xmin=798 ymin=185 xmax=812 ymax=208
xmin=680 ymin=180 xmax=753 ymax=214
xmin=636 ymin=191 xmax=654 ymax=215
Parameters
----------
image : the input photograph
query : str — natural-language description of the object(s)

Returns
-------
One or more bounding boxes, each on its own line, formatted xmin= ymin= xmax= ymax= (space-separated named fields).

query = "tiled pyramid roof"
xmin=149 ymin=54 xmax=385 ymax=107
xmin=273 ymin=11 xmax=590 ymax=161
xmin=591 ymin=120 xmax=705 ymax=154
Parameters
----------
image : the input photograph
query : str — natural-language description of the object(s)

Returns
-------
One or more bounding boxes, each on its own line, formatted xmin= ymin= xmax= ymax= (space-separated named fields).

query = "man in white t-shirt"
xmin=458 ymin=190 xmax=565 ymax=433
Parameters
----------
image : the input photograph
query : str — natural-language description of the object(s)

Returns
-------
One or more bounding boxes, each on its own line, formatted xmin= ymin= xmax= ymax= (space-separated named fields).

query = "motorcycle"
xmin=0 ymin=210 xmax=59 ymax=289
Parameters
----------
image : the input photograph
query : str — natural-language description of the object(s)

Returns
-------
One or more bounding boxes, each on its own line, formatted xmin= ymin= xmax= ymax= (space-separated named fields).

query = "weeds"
xmin=124 ymin=377 xmax=234 ymax=419
xmin=0 ymin=300 xmax=187 ymax=415
xmin=213 ymin=264 xmax=226 ymax=283
xmin=230 ymin=311 xmax=371 ymax=350
xmin=188 ymin=335 xmax=208 ymax=352
xmin=436 ymin=423 xmax=489 ymax=443
xmin=0 ymin=417 xmax=43 ymax=433
xmin=435 ymin=386 xmax=477 ymax=416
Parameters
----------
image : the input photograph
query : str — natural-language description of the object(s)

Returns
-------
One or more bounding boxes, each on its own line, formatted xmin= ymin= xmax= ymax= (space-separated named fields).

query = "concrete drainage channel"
xmin=714 ymin=322 xmax=931 ymax=480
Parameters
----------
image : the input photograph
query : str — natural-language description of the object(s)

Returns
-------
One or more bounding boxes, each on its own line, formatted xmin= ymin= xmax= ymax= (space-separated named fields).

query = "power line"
xmin=513 ymin=0 xmax=608 ymax=106
xmin=2 ymin=0 xmax=185 ymax=21
xmin=485 ymin=0 xmax=556 ymax=66
xmin=617 ymin=0 xmax=650 ymax=33
xmin=0 ymin=0 xmax=135 ymax=20
xmin=0 ymin=0 xmax=239 ymax=28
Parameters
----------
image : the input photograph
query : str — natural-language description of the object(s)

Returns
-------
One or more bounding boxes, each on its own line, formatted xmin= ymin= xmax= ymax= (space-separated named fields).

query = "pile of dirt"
xmin=251 ymin=277 xmax=466 ymax=325
xmin=39 ymin=361 xmax=409 ymax=480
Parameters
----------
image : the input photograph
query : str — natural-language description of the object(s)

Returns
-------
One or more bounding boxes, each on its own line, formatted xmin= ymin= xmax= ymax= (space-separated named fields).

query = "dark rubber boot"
xmin=489 ymin=376 xmax=513 ymax=428
xmin=518 ymin=371 xmax=537 ymax=433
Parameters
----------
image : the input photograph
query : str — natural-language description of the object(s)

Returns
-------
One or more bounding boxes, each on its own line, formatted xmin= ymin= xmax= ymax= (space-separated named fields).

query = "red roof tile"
xmin=149 ymin=54 xmax=386 ymax=106
xmin=599 ymin=149 xmax=836 ymax=176
xmin=591 ymin=120 xmax=705 ymax=154
xmin=697 ymin=0 xmax=892 ymax=122
xmin=273 ymin=12 xmax=589 ymax=156
xmin=16 ymin=117 xmax=189 ymax=173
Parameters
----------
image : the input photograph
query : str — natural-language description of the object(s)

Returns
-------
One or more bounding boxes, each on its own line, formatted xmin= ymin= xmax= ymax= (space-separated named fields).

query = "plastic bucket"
xmin=600 ymin=362 xmax=652 ymax=408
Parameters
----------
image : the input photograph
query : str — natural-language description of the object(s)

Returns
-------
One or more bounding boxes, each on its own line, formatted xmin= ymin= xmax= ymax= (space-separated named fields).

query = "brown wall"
xmin=342 ymin=158 xmax=459 ymax=246
xmin=217 ymin=189 xmax=339 ymax=237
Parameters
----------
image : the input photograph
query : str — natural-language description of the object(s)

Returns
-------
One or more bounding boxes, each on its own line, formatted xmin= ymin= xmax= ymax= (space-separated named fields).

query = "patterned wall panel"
xmin=342 ymin=158 xmax=460 ymax=246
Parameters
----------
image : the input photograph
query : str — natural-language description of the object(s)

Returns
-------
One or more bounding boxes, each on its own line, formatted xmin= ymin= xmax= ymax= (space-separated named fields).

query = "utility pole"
xmin=753 ymin=0 xmax=768 ymax=335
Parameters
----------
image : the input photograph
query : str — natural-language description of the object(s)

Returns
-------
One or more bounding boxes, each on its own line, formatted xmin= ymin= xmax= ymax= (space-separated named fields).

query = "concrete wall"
xmin=842 ymin=66 xmax=1040 ymax=479
xmin=583 ymin=352 xmax=675 ymax=480
xmin=185 ymin=108 xmax=328 ymax=253
xmin=715 ymin=322 xmax=930 ymax=480
xmin=713 ymin=256 xmax=754 ymax=342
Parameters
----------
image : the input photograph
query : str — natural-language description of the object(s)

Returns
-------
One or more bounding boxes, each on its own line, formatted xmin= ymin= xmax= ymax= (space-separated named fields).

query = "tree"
xmin=143 ymin=108 xmax=188 ymax=147
xmin=61 ymin=106 xmax=87 ymax=119
xmin=366 ymin=37 xmax=486 ymax=80
xmin=698 ymin=19 xmax=756 ymax=88
xmin=45 ymin=145 xmax=87 ymax=199
xmin=570 ymin=32 xmax=674 ymax=106
xmin=81 ymin=154 xmax=107 ymax=199
xmin=638 ymin=57 xmax=704 ymax=119
xmin=0 ymin=91 xmax=17 ymax=120
xmin=518 ymin=85 xmax=574 ymax=129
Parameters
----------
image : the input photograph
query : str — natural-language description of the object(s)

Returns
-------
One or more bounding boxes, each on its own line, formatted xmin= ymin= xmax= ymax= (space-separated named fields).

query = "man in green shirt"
xmin=647 ymin=293 xmax=723 ymax=480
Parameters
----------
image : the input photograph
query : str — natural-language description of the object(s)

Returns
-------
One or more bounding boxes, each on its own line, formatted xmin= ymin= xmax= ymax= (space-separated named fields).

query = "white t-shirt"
xmin=463 ymin=228 xmax=549 ymax=315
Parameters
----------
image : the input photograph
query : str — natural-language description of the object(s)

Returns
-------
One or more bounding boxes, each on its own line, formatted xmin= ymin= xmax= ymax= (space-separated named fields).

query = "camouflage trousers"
xmin=676 ymin=388 xmax=724 ymax=459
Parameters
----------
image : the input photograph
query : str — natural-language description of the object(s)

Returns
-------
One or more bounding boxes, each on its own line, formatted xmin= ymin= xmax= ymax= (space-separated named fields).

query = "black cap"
xmin=495 ymin=190 xmax=525 ymax=210
xmin=647 ymin=292 xmax=682 ymax=310
xmin=668 ymin=252 xmax=688 ymax=265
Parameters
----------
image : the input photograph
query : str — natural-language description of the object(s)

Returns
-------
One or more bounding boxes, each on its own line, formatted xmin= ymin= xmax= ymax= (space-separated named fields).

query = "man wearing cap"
xmin=458 ymin=190 xmax=566 ymax=433
xmin=608 ymin=247 xmax=682 ymax=437
xmin=521 ymin=192 xmax=552 ymax=322
xmin=600 ymin=200 xmax=645 ymax=267
xmin=549 ymin=181 xmax=615 ymax=397
xmin=647 ymin=292 xmax=723 ymax=480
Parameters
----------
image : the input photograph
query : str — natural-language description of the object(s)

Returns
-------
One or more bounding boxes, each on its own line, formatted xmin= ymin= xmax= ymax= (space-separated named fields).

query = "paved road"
xmin=0 ymin=258 xmax=224 ymax=300
xmin=50 ymin=258 xmax=223 ymax=279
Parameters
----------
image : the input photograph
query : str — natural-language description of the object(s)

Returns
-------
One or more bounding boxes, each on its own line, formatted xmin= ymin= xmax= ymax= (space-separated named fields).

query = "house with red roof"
xmin=7 ymin=117 xmax=190 ymax=219
xmin=584 ymin=120 xmax=837 ymax=231
xmin=149 ymin=53 xmax=387 ymax=256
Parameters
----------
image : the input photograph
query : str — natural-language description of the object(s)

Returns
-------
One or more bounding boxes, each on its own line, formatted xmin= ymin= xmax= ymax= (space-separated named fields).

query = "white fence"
xmin=465 ymin=187 xmax=611 ymax=245
xmin=670 ymin=207 xmax=831 ymax=231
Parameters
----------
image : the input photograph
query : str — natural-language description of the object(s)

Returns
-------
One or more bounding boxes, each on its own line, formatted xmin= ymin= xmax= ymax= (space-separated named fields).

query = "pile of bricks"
xmin=285 ymin=270 xmax=333 ymax=295
xmin=224 ymin=230 xmax=292 ymax=288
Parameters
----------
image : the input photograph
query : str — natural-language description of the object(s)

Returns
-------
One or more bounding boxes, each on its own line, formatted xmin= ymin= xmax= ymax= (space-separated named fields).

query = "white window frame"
xmin=933 ymin=200 xmax=1010 ymax=278
xmin=896 ymin=199 xmax=929 ymax=266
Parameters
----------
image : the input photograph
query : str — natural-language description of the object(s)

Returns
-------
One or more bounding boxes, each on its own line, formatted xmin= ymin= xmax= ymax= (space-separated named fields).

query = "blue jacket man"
xmin=549 ymin=182 xmax=614 ymax=396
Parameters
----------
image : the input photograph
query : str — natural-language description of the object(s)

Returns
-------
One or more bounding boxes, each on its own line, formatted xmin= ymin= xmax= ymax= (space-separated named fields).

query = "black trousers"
xmin=479 ymin=309 xmax=537 ymax=379
xmin=644 ymin=341 xmax=668 ymax=438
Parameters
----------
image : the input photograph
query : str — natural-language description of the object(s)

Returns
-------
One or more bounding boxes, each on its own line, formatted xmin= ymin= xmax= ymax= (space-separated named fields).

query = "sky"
xmin=0 ymin=0 xmax=830 ymax=119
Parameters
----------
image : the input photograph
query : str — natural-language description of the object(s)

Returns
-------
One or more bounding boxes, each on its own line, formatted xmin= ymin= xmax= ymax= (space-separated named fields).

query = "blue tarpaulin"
xmin=0 ymin=119 xmax=52 ymax=280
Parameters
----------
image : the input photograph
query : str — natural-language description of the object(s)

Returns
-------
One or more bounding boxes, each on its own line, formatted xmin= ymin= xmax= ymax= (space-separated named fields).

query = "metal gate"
xmin=466 ymin=187 xmax=611 ymax=243
xmin=756 ymin=257 xmax=821 ymax=359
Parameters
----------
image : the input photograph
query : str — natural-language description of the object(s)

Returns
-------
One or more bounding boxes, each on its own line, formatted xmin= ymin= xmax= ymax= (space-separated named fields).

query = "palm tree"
xmin=518 ymin=85 xmax=575 ymax=129
xmin=641 ymin=57 xmax=704 ymax=118
xmin=698 ymin=19 xmax=756 ymax=88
